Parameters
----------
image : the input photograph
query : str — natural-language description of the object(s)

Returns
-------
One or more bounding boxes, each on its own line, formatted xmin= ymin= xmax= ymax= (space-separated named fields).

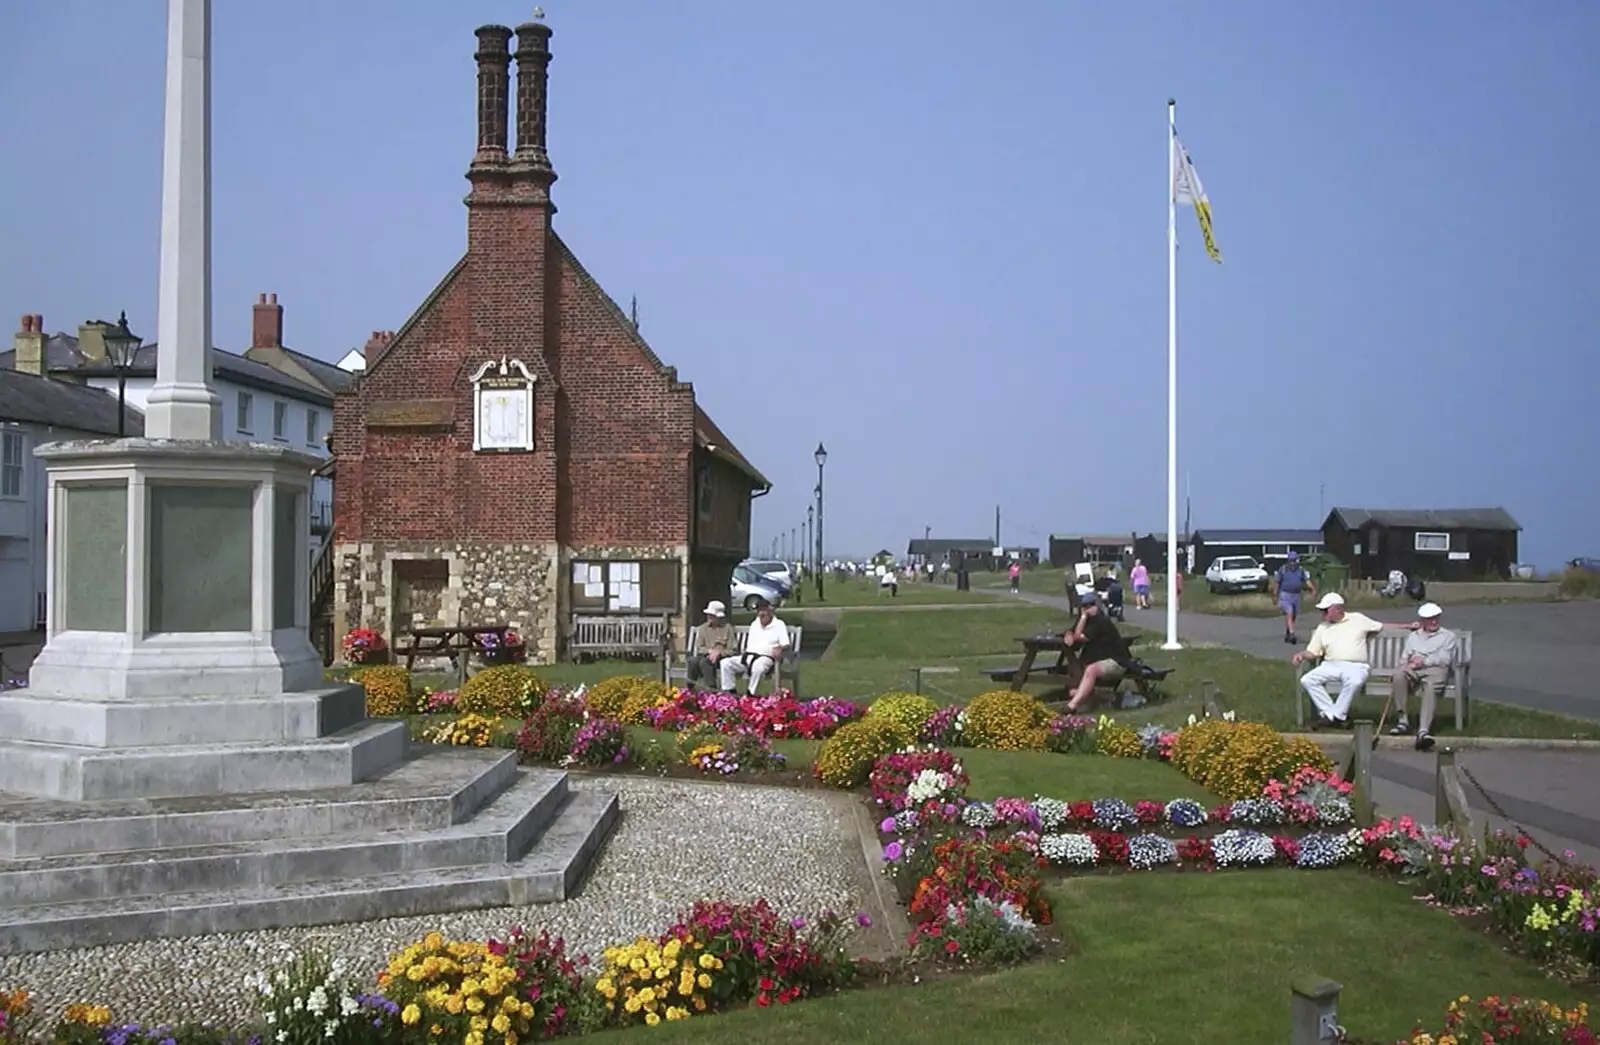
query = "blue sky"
xmin=3 ymin=2 xmax=1596 ymax=567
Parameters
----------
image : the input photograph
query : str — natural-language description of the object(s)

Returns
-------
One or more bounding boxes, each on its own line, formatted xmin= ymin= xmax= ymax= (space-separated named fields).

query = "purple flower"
xmin=879 ymin=816 xmax=897 ymax=834
xmin=883 ymin=841 xmax=904 ymax=861
xmin=790 ymin=916 xmax=807 ymax=929
xmin=856 ymin=911 xmax=873 ymax=927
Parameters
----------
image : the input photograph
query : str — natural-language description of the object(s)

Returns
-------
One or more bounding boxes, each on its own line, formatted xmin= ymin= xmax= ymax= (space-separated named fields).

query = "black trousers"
xmin=686 ymin=653 xmax=719 ymax=689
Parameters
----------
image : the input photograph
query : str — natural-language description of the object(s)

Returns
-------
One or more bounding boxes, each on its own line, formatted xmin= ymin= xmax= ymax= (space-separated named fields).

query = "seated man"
xmin=1292 ymin=592 xmax=1416 ymax=727
xmin=1389 ymin=601 xmax=1458 ymax=751
xmin=685 ymin=600 xmax=735 ymax=690
xmin=1061 ymin=593 xmax=1132 ymax=713
xmin=719 ymin=597 xmax=790 ymax=694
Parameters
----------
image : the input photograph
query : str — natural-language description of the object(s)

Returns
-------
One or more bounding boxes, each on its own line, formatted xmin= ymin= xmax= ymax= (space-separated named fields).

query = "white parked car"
xmin=1204 ymin=555 xmax=1271 ymax=594
xmin=741 ymin=559 xmax=796 ymax=591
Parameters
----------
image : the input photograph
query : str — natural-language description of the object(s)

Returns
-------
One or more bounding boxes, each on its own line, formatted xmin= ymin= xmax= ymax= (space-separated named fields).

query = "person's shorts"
xmin=1091 ymin=658 xmax=1126 ymax=679
xmin=1278 ymin=592 xmax=1301 ymax=615
xmin=1133 ymin=584 xmax=1150 ymax=596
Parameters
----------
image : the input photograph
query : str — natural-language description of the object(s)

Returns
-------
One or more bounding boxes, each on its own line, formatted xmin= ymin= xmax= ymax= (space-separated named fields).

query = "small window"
xmin=305 ymin=409 xmax=320 ymax=446
xmin=236 ymin=391 xmax=253 ymax=433
xmin=1 ymin=430 xmax=24 ymax=498
xmin=273 ymin=401 xmax=288 ymax=440
xmin=1415 ymin=531 xmax=1450 ymax=552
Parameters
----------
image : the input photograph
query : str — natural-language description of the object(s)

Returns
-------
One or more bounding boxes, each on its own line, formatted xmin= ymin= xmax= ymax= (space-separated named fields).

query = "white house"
xmin=0 ymin=342 xmax=142 ymax=634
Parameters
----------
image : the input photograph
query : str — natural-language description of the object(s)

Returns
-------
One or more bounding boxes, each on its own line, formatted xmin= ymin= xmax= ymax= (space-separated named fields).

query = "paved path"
xmin=1002 ymin=589 xmax=1600 ymax=862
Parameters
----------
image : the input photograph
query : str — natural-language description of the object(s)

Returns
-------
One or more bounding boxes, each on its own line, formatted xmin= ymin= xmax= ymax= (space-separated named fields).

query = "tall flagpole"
xmin=1164 ymin=98 xmax=1182 ymax=650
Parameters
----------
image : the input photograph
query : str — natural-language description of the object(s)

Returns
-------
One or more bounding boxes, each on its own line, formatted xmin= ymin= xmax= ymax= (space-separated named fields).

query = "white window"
xmin=1415 ymin=531 xmax=1451 ymax=552
xmin=305 ymin=409 xmax=320 ymax=447
xmin=273 ymin=400 xmax=288 ymax=440
xmin=469 ymin=357 xmax=536 ymax=452
xmin=1 ymin=430 xmax=24 ymax=498
xmin=236 ymin=391 xmax=254 ymax=433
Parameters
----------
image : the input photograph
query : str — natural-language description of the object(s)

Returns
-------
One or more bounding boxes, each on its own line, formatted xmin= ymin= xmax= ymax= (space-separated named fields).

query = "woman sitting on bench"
xmin=1061 ymin=593 xmax=1133 ymax=713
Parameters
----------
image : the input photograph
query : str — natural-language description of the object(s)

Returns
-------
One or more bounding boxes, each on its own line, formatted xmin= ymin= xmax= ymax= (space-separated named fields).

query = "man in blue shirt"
xmin=1270 ymin=551 xmax=1318 ymax=645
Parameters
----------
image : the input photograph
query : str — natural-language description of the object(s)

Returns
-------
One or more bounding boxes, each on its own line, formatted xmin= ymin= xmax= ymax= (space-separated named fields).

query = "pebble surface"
xmin=0 ymin=776 xmax=873 ymax=1028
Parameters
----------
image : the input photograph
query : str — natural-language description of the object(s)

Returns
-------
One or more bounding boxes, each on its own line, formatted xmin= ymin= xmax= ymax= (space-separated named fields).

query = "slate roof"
xmin=0 ymin=334 xmax=334 ymax=405
xmin=254 ymin=345 xmax=358 ymax=394
xmin=0 ymin=369 xmax=144 ymax=436
xmin=1195 ymin=529 xmax=1326 ymax=544
xmin=1325 ymin=507 xmax=1521 ymax=533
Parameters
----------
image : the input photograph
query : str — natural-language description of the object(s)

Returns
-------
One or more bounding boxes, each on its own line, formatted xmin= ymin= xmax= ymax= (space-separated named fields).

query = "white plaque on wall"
xmin=469 ymin=357 xmax=537 ymax=452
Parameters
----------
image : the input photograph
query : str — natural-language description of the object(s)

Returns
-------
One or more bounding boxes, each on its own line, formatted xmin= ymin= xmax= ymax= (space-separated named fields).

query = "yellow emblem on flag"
xmin=1172 ymin=134 xmax=1222 ymax=264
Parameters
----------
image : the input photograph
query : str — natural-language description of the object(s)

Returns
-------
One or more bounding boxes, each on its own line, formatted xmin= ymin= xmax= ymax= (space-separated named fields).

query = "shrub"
xmin=584 ymin=676 xmax=670 ymax=722
xmin=1168 ymin=717 xmax=1235 ymax=783
xmin=868 ymin=747 xmax=968 ymax=812
xmin=569 ymin=717 xmax=630 ymax=766
xmin=378 ymin=932 xmax=537 ymax=1042
xmin=1560 ymin=565 xmax=1600 ymax=598
xmin=515 ymin=692 xmax=588 ymax=763
xmin=1094 ymin=717 xmax=1144 ymax=759
xmin=865 ymin=692 xmax=940 ymax=740
xmin=1171 ymin=719 xmax=1334 ymax=800
xmin=457 ymin=664 xmax=546 ymax=717
xmin=814 ymin=718 xmax=907 ymax=789
xmin=352 ymin=665 xmax=413 ymax=716
xmin=961 ymin=690 xmax=1053 ymax=750
xmin=423 ymin=712 xmax=504 ymax=747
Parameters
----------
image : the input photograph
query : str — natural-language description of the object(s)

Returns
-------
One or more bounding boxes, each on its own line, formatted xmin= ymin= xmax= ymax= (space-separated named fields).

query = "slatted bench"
xmin=567 ymin=614 xmax=672 ymax=662
xmin=1293 ymin=628 xmax=1473 ymax=730
xmin=662 ymin=624 xmax=805 ymax=696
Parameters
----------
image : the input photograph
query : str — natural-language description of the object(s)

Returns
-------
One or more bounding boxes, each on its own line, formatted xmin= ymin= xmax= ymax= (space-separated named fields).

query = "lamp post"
xmin=813 ymin=443 xmax=827 ymax=601
xmin=103 ymin=311 xmax=141 ymax=438
xmin=806 ymin=505 xmax=814 ymax=575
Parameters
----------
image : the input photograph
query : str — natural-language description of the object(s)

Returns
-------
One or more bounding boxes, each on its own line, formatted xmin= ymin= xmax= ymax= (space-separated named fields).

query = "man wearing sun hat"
xmin=686 ymin=601 xmax=735 ymax=690
xmin=1291 ymin=592 xmax=1417 ymax=728
xmin=1390 ymin=602 xmax=1459 ymax=751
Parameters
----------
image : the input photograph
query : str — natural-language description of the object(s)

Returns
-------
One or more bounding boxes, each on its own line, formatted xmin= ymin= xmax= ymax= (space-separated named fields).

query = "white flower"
xmin=264 ymin=1012 xmax=276 ymax=1025
xmin=340 ymin=995 xmax=360 ymax=1017
xmin=292 ymin=996 xmax=304 ymax=1012
xmin=1222 ymin=710 xmax=1236 ymax=722
xmin=1187 ymin=713 xmax=1198 ymax=726
xmin=1039 ymin=832 xmax=1099 ymax=866
xmin=324 ymin=1020 xmax=339 ymax=1038
xmin=276 ymin=1032 xmax=288 ymax=1044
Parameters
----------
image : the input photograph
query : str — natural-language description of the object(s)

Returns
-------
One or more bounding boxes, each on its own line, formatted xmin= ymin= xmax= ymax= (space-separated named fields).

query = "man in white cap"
xmin=1291 ymin=592 xmax=1417 ymax=727
xmin=686 ymin=601 xmax=735 ymax=690
xmin=1390 ymin=602 xmax=1459 ymax=750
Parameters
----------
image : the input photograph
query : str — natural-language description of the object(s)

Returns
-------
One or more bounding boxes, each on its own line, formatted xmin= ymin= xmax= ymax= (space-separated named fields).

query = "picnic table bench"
xmin=567 ymin=614 xmax=672 ymax=662
xmin=662 ymin=624 xmax=805 ymax=696
xmin=394 ymin=624 xmax=520 ymax=686
xmin=984 ymin=631 xmax=1172 ymax=700
xmin=1293 ymin=629 xmax=1474 ymax=730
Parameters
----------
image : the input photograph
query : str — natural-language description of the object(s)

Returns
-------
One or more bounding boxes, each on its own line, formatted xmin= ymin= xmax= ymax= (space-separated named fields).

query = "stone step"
xmin=0 ymin=746 xmax=520 ymax=860
xmin=0 ymin=790 xmax=620 ymax=955
xmin=0 ymin=768 xmax=572 ymax=907
xmin=0 ymin=719 xmax=410 ymax=801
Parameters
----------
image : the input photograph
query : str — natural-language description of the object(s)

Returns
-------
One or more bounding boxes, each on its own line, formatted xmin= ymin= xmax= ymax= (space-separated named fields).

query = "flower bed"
xmin=1391 ymin=994 xmax=1593 ymax=1045
xmin=642 ymin=689 xmax=862 ymax=740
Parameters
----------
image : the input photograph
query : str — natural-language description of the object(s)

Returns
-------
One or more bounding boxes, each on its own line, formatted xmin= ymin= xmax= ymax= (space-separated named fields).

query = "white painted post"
xmin=145 ymin=0 xmax=222 ymax=441
xmin=1290 ymin=976 xmax=1343 ymax=1045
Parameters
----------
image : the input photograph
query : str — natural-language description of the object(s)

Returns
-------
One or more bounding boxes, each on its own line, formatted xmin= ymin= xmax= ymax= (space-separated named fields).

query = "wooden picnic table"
xmin=1005 ymin=634 xmax=1085 ymax=691
xmin=399 ymin=624 xmax=518 ymax=685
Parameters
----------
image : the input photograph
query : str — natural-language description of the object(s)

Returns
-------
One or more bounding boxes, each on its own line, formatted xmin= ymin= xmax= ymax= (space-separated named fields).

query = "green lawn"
xmin=786 ymin=576 xmax=1004 ymax=608
xmin=958 ymin=749 xmax=1216 ymax=804
xmin=607 ymin=870 xmax=1598 ymax=1045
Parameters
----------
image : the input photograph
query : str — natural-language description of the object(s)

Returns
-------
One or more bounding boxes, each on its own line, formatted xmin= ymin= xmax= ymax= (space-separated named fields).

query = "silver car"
xmin=731 ymin=563 xmax=787 ymax=611
xmin=741 ymin=559 xmax=796 ymax=591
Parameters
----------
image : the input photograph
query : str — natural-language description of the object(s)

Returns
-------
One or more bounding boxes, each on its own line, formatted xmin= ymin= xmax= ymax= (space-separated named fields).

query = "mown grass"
xmin=786 ymin=575 xmax=1004 ymax=608
xmin=607 ymin=870 xmax=1599 ymax=1045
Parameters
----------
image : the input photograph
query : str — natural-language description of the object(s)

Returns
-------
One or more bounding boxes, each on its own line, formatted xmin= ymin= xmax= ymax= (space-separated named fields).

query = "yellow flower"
xmin=424 ymin=931 xmax=445 ymax=950
xmin=519 ymin=1001 xmax=534 ymax=1019
xmin=666 ymin=1006 xmax=689 ymax=1021
xmin=466 ymin=996 xmax=486 ymax=1014
xmin=465 ymin=1033 xmax=484 ymax=1045
xmin=491 ymin=1014 xmax=510 ymax=1033
xmin=698 ymin=953 xmax=715 ymax=969
xmin=401 ymin=1003 xmax=422 ymax=1025
xmin=697 ymin=973 xmax=711 ymax=989
xmin=645 ymin=1012 xmax=661 ymax=1026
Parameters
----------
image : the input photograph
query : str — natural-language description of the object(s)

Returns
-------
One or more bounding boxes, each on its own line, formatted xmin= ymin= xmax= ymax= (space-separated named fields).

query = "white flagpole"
xmin=1164 ymin=98 xmax=1182 ymax=650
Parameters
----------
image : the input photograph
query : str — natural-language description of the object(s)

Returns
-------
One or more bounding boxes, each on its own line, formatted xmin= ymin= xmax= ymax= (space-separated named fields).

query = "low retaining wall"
xmin=1341 ymin=579 xmax=1560 ymax=602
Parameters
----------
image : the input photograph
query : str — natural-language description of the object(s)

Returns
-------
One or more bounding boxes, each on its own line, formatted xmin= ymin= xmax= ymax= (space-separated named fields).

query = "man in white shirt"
xmin=1291 ymin=592 xmax=1417 ymax=727
xmin=1390 ymin=602 xmax=1459 ymax=751
xmin=719 ymin=597 xmax=791 ymax=694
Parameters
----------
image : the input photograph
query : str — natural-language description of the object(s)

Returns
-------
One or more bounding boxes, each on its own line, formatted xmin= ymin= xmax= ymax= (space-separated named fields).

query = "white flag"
xmin=1172 ymin=134 xmax=1222 ymax=264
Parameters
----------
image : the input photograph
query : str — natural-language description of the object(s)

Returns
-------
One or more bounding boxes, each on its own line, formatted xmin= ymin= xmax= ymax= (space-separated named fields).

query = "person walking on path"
xmin=1291 ymin=592 xmax=1418 ymax=728
xmin=1129 ymin=559 xmax=1151 ymax=609
xmin=1270 ymin=551 xmax=1317 ymax=644
xmin=1389 ymin=601 xmax=1458 ymax=751
xmin=1008 ymin=560 xmax=1021 ymax=593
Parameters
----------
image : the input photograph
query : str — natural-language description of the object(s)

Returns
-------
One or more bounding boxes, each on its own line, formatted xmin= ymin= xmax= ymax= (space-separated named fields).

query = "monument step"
xmin=0 ymin=790 xmax=620 ymax=955
xmin=0 ymin=768 xmax=571 ymax=906
xmin=0 ymin=685 xmax=367 ymax=749
xmin=0 ymin=746 xmax=520 ymax=860
xmin=0 ymin=719 xmax=410 ymax=801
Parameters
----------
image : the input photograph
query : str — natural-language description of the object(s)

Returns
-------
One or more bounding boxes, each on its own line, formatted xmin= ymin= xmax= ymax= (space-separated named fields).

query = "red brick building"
xmin=326 ymin=19 xmax=768 ymax=662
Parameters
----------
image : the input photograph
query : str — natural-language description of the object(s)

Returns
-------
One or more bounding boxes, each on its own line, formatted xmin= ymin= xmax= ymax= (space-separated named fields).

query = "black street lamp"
xmin=806 ymin=505 xmax=814 ymax=575
xmin=813 ymin=442 xmax=827 ymax=601
xmin=103 ymin=311 xmax=141 ymax=438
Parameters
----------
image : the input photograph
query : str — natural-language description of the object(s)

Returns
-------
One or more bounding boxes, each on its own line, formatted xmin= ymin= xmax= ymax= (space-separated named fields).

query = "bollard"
xmin=1290 ymin=975 xmax=1344 ymax=1044
xmin=1435 ymin=747 xmax=1456 ymax=827
xmin=1349 ymin=720 xmax=1375 ymax=827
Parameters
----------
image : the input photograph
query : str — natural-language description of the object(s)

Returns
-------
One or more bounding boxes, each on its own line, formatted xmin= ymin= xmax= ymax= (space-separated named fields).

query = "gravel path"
xmin=0 ymin=776 xmax=875 ymax=1028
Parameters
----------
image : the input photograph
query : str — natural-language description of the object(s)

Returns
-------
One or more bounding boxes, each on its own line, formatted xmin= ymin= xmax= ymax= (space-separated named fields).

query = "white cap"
xmin=703 ymin=600 xmax=727 ymax=617
xmin=1315 ymin=592 xmax=1345 ymax=610
xmin=1417 ymin=602 xmax=1443 ymax=619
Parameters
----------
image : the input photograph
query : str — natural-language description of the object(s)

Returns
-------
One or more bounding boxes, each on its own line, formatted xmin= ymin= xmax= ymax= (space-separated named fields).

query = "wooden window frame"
xmin=1415 ymin=531 xmax=1451 ymax=553
xmin=570 ymin=559 xmax=682 ymax=615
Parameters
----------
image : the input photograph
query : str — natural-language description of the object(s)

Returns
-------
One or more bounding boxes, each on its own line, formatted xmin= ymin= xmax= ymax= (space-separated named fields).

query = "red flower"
xmin=944 ymin=940 xmax=959 ymax=954
xmin=757 ymin=993 xmax=771 ymax=1007
xmin=759 ymin=977 xmax=775 ymax=991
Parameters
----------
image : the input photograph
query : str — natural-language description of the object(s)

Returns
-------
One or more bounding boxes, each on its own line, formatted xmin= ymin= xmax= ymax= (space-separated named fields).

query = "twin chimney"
xmin=252 ymin=292 xmax=283 ymax=349
xmin=13 ymin=313 xmax=46 ymax=376
xmin=471 ymin=18 xmax=555 ymax=183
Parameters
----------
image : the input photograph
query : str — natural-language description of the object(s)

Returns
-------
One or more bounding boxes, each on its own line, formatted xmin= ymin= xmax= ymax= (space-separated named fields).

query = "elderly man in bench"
xmin=1388 ymin=601 xmax=1458 ymax=751
xmin=686 ymin=600 xmax=736 ymax=691
xmin=719 ymin=597 xmax=791 ymax=694
xmin=1291 ymin=592 xmax=1418 ymax=729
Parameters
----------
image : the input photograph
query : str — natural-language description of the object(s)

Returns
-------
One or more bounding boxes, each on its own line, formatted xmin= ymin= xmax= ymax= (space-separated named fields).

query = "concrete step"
xmin=0 ymin=768 xmax=572 ymax=906
xmin=0 ymin=719 xmax=410 ymax=801
xmin=0 ymin=789 xmax=620 ymax=955
xmin=0 ymin=746 xmax=520 ymax=860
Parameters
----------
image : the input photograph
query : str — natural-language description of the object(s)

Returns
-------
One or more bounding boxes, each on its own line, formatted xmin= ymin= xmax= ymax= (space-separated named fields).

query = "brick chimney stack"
xmin=13 ymin=314 xmax=45 ymax=375
xmin=472 ymin=25 xmax=513 ymax=170
xmin=252 ymin=292 xmax=283 ymax=348
xmin=512 ymin=17 xmax=556 ymax=187
xmin=363 ymin=330 xmax=395 ymax=363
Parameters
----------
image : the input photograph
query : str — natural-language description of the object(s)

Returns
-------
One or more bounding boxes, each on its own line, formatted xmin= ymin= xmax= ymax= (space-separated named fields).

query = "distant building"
xmin=1321 ymin=507 xmax=1520 ymax=581
xmin=906 ymin=537 xmax=994 ymax=568
xmin=1189 ymin=529 xmax=1325 ymax=573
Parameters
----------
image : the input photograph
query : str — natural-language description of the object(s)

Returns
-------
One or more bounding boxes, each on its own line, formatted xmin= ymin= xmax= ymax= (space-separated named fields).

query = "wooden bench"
xmin=661 ymin=624 xmax=805 ymax=696
xmin=568 ymin=614 xmax=672 ymax=662
xmin=1293 ymin=629 xmax=1474 ymax=730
